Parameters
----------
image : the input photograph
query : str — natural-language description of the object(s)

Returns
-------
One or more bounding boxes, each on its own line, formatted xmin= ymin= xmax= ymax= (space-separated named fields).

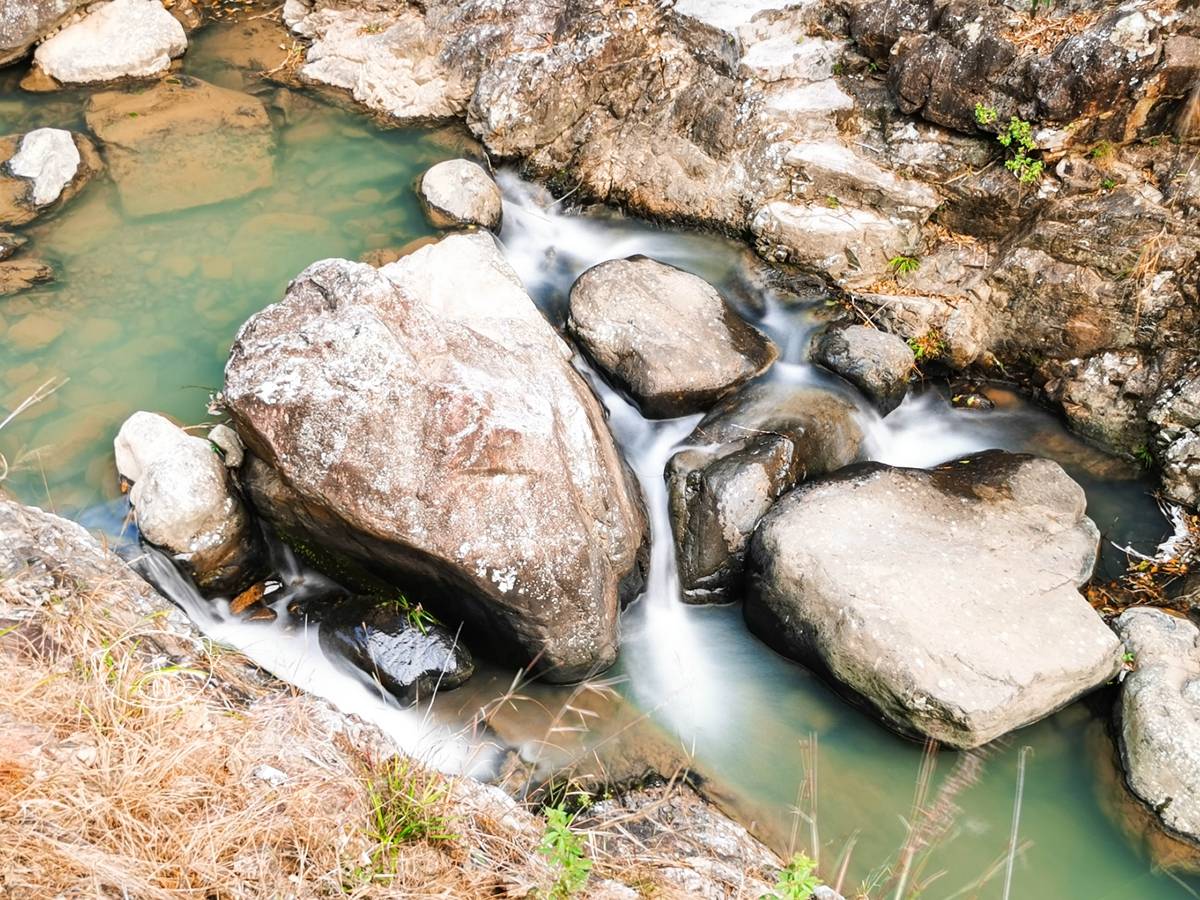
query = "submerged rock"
xmin=32 ymin=0 xmax=187 ymax=84
xmin=812 ymin=325 xmax=914 ymax=415
xmin=418 ymin=158 xmax=502 ymax=231
xmin=0 ymin=258 xmax=54 ymax=295
xmin=1113 ymin=608 xmax=1200 ymax=849
xmin=224 ymin=232 xmax=647 ymax=682
xmin=84 ymin=77 xmax=274 ymax=217
xmin=114 ymin=412 xmax=258 ymax=594
xmin=667 ymin=384 xmax=863 ymax=602
xmin=0 ymin=129 xmax=101 ymax=227
xmin=567 ymin=257 xmax=777 ymax=418
xmin=747 ymin=451 xmax=1122 ymax=748
xmin=318 ymin=596 xmax=473 ymax=704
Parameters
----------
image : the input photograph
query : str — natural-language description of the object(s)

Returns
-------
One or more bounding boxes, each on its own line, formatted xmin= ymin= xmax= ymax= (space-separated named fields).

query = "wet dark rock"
xmin=668 ymin=384 xmax=863 ymax=602
xmin=0 ymin=128 xmax=102 ymax=227
xmin=114 ymin=411 xmax=260 ymax=595
xmin=567 ymin=257 xmax=777 ymax=418
xmin=418 ymin=158 xmax=502 ymax=231
xmin=1113 ymin=608 xmax=1200 ymax=849
xmin=84 ymin=77 xmax=274 ymax=217
xmin=224 ymin=232 xmax=647 ymax=682
xmin=318 ymin=596 xmax=473 ymax=704
xmin=747 ymin=450 xmax=1122 ymax=748
xmin=812 ymin=324 xmax=914 ymax=415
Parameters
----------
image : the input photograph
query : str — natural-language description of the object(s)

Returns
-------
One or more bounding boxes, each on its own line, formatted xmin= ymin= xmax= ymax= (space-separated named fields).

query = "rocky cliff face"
xmin=279 ymin=0 xmax=1200 ymax=503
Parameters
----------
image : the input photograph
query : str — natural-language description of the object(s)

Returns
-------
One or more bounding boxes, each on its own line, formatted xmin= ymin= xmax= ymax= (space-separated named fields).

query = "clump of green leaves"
xmin=888 ymin=253 xmax=920 ymax=276
xmin=907 ymin=329 xmax=946 ymax=363
xmin=1133 ymin=444 xmax=1155 ymax=470
xmin=364 ymin=757 xmax=456 ymax=873
xmin=762 ymin=853 xmax=823 ymax=900
xmin=1090 ymin=140 xmax=1114 ymax=160
xmin=539 ymin=805 xmax=592 ymax=898
xmin=974 ymin=104 xmax=1044 ymax=184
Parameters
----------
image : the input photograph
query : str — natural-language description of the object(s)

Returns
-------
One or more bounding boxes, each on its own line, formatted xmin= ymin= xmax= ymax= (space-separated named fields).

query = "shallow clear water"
xmin=2 ymin=22 xmax=1195 ymax=899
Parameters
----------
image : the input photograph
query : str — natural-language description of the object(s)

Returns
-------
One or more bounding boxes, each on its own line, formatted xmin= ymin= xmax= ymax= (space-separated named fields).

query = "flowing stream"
xmin=2 ymin=22 xmax=1196 ymax=898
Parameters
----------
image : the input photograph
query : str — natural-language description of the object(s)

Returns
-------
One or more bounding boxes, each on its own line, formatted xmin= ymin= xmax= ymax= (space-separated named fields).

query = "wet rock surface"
xmin=1114 ymin=608 xmax=1200 ymax=849
xmin=84 ymin=76 xmax=274 ymax=217
xmin=668 ymin=383 xmax=864 ymax=601
xmin=32 ymin=0 xmax=187 ymax=84
xmin=747 ymin=450 xmax=1123 ymax=748
xmin=224 ymin=232 xmax=647 ymax=682
xmin=567 ymin=257 xmax=777 ymax=418
xmin=317 ymin=596 xmax=473 ymax=704
xmin=114 ymin=411 xmax=258 ymax=594
xmin=0 ymin=257 xmax=53 ymax=294
xmin=417 ymin=158 xmax=502 ymax=231
xmin=0 ymin=128 xmax=101 ymax=227
xmin=812 ymin=324 xmax=914 ymax=414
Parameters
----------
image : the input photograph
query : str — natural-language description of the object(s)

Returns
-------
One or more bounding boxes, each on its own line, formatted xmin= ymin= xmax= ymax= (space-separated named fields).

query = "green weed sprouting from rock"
xmin=539 ymin=805 xmax=592 ymax=898
xmin=974 ymin=104 xmax=1044 ymax=185
xmin=888 ymin=253 xmax=920 ymax=276
xmin=762 ymin=853 xmax=823 ymax=900
xmin=907 ymin=329 xmax=946 ymax=363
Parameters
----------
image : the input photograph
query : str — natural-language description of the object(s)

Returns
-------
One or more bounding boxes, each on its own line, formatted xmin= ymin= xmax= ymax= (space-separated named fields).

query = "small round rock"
xmin=417 ymin=159 xmax=503 ymax=231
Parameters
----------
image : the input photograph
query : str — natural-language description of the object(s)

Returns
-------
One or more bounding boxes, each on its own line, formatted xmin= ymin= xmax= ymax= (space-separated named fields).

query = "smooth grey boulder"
xmin=812 ymin=324 xmax=914 ymax=415
xmin=224 ymin=231 xmax=647 ymax=683
xmin=667 ymin=383 xmax=863 ymax=602
xmin=114 ymin=411 xmax=259 ymax=594
xmin=32 ymin=0 xmax=187 ymax=84
xmin=567 ymin=256 xmax=777 ymax=418
xmin=318 ymin=596 xmax=474 ymax=704
xmin=747 ymin=451 xmax=1123 ymax=748
xmin=418 ymin=158 xmax=503 ymax=231
xmin=1113 ymin=608 xmax=1200 ymax=847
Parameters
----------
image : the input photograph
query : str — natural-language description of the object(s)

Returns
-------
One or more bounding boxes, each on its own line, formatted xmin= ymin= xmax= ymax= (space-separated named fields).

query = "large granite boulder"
xmin=32 ymin=0 xmax=187 ymax=84
xmin=747 ymin=451 xmax=1123 ymax=748
xmin=84 ymin=77 xmax=273 ymax=217
xmin=1113 ymin=608 xmax=1200 ymax=849
xmin=114 ymin=411 xmax=259 ymax=594
xmin=667 ymin=384 xmax=864 ymax=602
xmin=0 ymin=128 xmax=102 ymax=227
xmin=223 ymin=231 xmax=648 ymax=682
xmin=418 ymin=158 xmax=502 ymax=231
xmin=317 ymin=596 xmax=474 ymax=705
xmin=812 ymin=324 xmax=915 ymax=415
xmin=567 ymin=257 xmax=777 ymax=418
xmin=0 ymin=0 xmax=83 ymax=66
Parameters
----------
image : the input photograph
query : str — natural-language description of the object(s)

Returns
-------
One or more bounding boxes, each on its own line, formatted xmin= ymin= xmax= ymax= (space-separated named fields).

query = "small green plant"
xmin=907 ymin=329 xmax=946 ymax=363
xmin=1133 ymin=444 xmax=1155 ymax=470
xmin=364 ymin=757 xmax=456 ymax=873
xmin=888 ymin=253 xmax=920 ymax=276
xmin=824 ymin=195 xmax=841 ymax=208
xmin=539 ymin=805 xmax=592 ymax=898
xmin=1090 ymin=140 xmax=1114 ymax=160
xmin=1123 ymin=650 xmax=1137 ymax=666
xmin=762 ymin=853 xmax=823 ymax=900
xmin=974 ymin=104 xmax=1044 ymax=184
xmin=1030 ymin=0 xmax=1054 ymax=15
xmin=1101 ymin=177 xmax=1117 ymax=190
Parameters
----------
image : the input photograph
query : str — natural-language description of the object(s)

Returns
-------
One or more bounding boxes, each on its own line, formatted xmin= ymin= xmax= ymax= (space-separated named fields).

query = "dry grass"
xmin=0 ymin=557 xmax=569 ymax=899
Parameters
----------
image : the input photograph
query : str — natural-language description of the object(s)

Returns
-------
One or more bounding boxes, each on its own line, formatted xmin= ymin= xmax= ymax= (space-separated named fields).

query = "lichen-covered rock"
xmin=0 ymin=129 xmax=102 ymax=227
xmin=317 ymin=596 xmax=474 ymax=704
xmin=747 ymin=451 xmax=1122 ymax=748
xmin=812 ymin=324 xmax=914 ymax=414
xmin=668 ymin=384 xmax=864 ymax=602
xmin=224 ymin=232 xmax=647 ymax=682
xmin=567 ymin=257 xmax=777 ymax=418
xmin=1113 ymin=608 xmax=1200 ymax=848
xmin=32 ymin=0 xmax=187 ymax=84
xmin=418 ymin=158 xmax=502 ymax=231
xmin=114 ymin=411 xmax=259 ymax=594
xmin=1151 ymin=371 xmax=1200 ymax=508
xmin=84 ymin=77 xmax=273 ymax=217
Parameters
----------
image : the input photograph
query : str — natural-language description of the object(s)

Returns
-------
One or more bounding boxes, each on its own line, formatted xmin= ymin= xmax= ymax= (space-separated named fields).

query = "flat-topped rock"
xmin=567 ymin=256 xmax=777 ymax=418
xmin=84 ymin=77 xmax=273 ymax=217
xmin=1114 ymin=608 xmax=1200 ymax=848
xmin=747 ymin=451 xmax=1123 ymax=748
xmin=224 ymin=232 xmax=647 ymax=682
xmin=33 ymin=0 xmax=187 ymax=84
xmin=418 ymin=158 xmax=502 ymax=231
